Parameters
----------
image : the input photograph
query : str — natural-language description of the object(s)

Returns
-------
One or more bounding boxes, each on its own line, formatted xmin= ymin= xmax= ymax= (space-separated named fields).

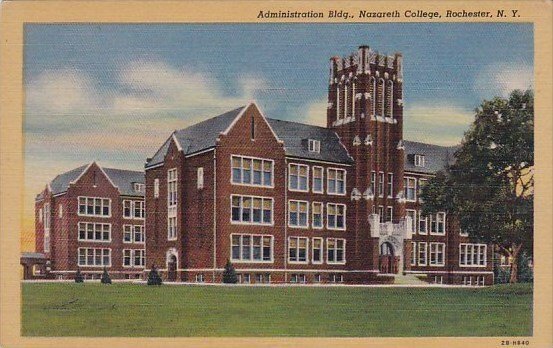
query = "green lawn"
xmin=21 ymin=282 xmax=533 ymax=337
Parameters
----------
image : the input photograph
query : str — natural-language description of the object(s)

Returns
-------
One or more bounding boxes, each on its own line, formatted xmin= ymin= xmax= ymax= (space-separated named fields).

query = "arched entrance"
xmin=166 ymin=251 xmax=178 ymax=282
xmin=379 ymin=242 xmax=400 ymax=274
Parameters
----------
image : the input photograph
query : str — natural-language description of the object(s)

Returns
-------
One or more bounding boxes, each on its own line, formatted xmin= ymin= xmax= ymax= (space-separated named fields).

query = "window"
xmin=289 ymin=163 xmax=309 ymax=191
xmin=378 ymin=206 xmax=385 ymax=223
xmin=133 ymin=225 xmax=144 ymax=243
xmin=312 ymin=166 xmax=324 ymax=193
xmin=154 ymin=178 xmax=159 ymax=198
xmin=418 ymin=178 xmax=428 ymax=202
xmin=39 ymin=207 xmax=43 ymax=223
xmin=312 ymin=238 xmax=323 ymax=264
xmin=404 ymin=177 xmax=416 ymax=201
xmin=242 ymin=274 xmax=251 ymax=284
xmin=231 ymin=234 xmax=273 ymax=262
xmin=429 ymin=243 xmax=445 ymax=266
xmin=327 ymin=238 xmax=346 ymax=264
xmin=314 ymin=274 xmax=321 ymax=283
xmin=231 ymin=195 xmax=273 ymax=225
xmin=134 ymin=183 xmax=145 ymax=193
xmin=123 ymin=249 xmax=145 ymax=267
xmin=78 ymin=248 xmax=111 ymax=267
xmin=386 ymin=206 xmax=393 ymax=222
xmin=123 ymin=200 xmax=144 ymax=219
xmin=123 ymin=250 xmax=132 ymax=266
xmin=43 ymin=203 xmax=50 ymax=252
xmin=288 ymin=237 xmax=308 ymax=263
xmin=312 ymin=202 xmax=323 ymax=229
xmin=430 ymin=212 xmax=446 ymax=235
xmin=370 ymin=171 xmax=376 ymax=195
xmin=167 ymin=169 xmax=178 ymax=208
xmin=134 ymin=201 xmax=145 ymax=219
xmin=58 ymin=204 xmax=63 ymax=218
xmin=308 ymin=139 xmax=321 ymax=153
xmin=387 ymin=173 xmax=394 ymax=198
xmin=378 ymin=172 xmax=384 ymax=197
xmin=477 ymin=276 xmax=485 ymax=286
xmin=196 ymin=274 xmax=205 ymax=283
xmin=327 ymin=203 xmax=346 ymax=230
xmin=406 ymin=210 xmax=417 ymax=233
xmin=289 ymin=200 xmax=308 ymax=228
xmin=168 ymin=216 xmax=177 ymax=240
xmin=327 ymin=168 xmax=346 ymax=195
xmin=232 ymin=156 xmax=273 ymax=187
xmin=290 ymin=274 xmax=306 ymax=284
xmin=414 ymin=154 xmax=425 ymax=167
xmin=459 ymin=244 xmax=487 ymax=267
xmin=78 ymin=222 xmax=111 ymax=242
xmin=418 ymin=211 xmax=428 ymax=234
xmin=78 ymin=197 xmax=111 ymax=217
xmin=411 ymin=242 xmax=417 ymax=266
xmin=331 ymin=274 xmax=344 ymax=283
xmin=134 ymin=249 xmax=145 ymax=267
xmin=418 ymin=242 xmax=427 ymax=266
xmin=434 ymin=276 xmax=443 ymax=284
xmin=197 ymin=167 xmax=204 ymax=189
xmin=123 ymin=225 xmax=133 ymax=243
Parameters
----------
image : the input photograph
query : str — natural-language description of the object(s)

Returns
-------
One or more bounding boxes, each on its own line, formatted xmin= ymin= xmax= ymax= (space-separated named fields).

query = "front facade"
xmin=33 ymin=162 xmax=145 ymax=279
xmin=143 ymin=46 xmax=493 ymax=285
xmin=30 ymin=45 xmax=493 ymax=285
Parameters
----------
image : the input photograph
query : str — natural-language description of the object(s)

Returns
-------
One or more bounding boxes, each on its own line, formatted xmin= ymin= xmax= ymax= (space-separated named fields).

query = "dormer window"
xmin=414 ymin=154 xmax=425 ymax=167
xmin=308 ymin=139 xmax=321 ymax=153
xmin=134 ymin=183 xmax=145 ymax=193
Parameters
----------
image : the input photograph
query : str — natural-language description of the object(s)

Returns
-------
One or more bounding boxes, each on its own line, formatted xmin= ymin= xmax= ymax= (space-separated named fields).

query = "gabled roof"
xmin=404 ymin=140 xmax=458 ymax=174
xmin=266 ymin=118 xmax=353 ymax=164
xmin=38 ymin=162 xmax=144 ymax=198
xmin=146 ymin=106 xmax=245 ymax=168
xmin=146 ymin=104 xmax=353 ymax=167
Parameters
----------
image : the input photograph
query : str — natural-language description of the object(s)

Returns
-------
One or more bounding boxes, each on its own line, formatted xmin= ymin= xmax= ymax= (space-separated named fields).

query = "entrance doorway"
xmin=379 ymin=242 xmax=400 ymax=274
xmin=167 ymin=254 xmax=177 ymax=281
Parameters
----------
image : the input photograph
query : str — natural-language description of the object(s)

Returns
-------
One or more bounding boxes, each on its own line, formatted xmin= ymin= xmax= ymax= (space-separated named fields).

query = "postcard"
xmin=0 ymin=1 xmax=551 ymax=347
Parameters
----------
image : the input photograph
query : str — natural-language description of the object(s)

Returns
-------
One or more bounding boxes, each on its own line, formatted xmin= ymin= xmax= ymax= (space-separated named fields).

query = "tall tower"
xmin=327 ymin=45 xmax=406 ymax=276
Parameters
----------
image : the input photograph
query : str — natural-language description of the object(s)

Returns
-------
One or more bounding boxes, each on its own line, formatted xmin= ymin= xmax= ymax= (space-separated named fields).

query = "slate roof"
xmin=146 ymin=104 xmax=353 ymax=167
xmin=266 ymin=118 xmax=353 ymax=164
xmin=37 ymin=163 xmax=144 ymax=199
xmin=404 ymin=140 xmax=459 ymax=174
xmin=146 ymin=106 xmax=244 ymax=168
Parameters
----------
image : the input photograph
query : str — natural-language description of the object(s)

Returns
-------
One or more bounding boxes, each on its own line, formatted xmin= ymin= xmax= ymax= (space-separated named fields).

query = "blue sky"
xmin=23 ymin=23 xmax=533 ymax=208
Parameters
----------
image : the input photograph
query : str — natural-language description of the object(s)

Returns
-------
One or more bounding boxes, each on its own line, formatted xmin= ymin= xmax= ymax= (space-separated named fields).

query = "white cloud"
xmin=301 ymin=99 xmax=328 ymax=126
xmin=24 ymin=60 xmax=271 ymax=216
xmin=474 ymin=63 xmax=533 ymax=98
xmin=404 ymin=102 xmax=474 ymax=146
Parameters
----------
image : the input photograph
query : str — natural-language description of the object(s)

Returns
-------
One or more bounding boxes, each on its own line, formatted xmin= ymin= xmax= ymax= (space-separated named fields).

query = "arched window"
xmin=351 ymin=81 xmax=356 ymax=118
xmin=378 ymin=78 xmax=385 ymax=116
xmin=386 ymin=80 xmax=394 ymax=117
xmin=343 ymin=83 xmax=348 ymax=120
xmin=336 ymin=84 xmax=341 ymax=120
xmin=369 ymin=77 xmax=376 ymax=116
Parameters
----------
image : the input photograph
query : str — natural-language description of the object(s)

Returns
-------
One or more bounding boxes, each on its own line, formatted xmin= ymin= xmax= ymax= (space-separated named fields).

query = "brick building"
xmin=143 ymin=46 xmax=492 ymax=285
xmin=33 ymin=162 xmax=145 ymax=279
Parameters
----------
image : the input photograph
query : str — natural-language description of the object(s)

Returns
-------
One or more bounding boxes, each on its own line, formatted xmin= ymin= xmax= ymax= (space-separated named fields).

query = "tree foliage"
xmin=100 ymin=267 xmax=112 ymax=284
xmin=74 ymin=268 xmax=84 ymax=283
xmin=421 ymin=90 xmax=534 ymax=283
xmin=147 ymin=265 xmax=163 ymax=286
xmin=222 ymin=260 xmax=238 ymax=284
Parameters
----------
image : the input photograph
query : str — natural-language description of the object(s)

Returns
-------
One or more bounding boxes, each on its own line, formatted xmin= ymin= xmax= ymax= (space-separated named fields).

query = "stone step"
xmin=393 ymin=273 xmax=429 ymax=285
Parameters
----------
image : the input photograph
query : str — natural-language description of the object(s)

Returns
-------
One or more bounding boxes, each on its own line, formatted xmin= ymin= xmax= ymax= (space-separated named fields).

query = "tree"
xmin=100 ymin=267 xmax=112 ymax=284
xmin=421 ymin=90 xmax=533 ymax=283
xmin=74 ymin=268 xmax=84 ymax=283
xmin=222 ymin=259 xmax=238 ymax=284
xmin=147 ymin=265 xmax=162 ymax=286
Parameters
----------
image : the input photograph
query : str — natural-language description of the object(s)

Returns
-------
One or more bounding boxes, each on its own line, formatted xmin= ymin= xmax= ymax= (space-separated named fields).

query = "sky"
xmin=22 ymin=23 xmax=533 ymax=248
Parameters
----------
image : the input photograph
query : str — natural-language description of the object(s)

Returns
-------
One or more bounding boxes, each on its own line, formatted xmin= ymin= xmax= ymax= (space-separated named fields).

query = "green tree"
xmin=421 ymin=90 xmax=533 ymax=283
xmin=222 ymin=259 xmax=238 ymax=284
xmin=147 ymin=265 xmax=162 ymax=286
xmin=100 ymin=267 xmax=112 ymax=284
xmin=74 ymin=268 xmax=84 ymax=283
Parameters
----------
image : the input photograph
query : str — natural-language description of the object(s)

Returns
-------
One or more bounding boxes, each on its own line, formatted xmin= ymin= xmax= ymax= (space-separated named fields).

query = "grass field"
xmin=21 ymin=282 xmax=533 ymax=337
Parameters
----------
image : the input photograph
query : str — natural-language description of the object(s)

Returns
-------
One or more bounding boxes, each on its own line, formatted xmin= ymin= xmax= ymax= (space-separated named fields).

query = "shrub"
xmin=222 ymin=259 xmax=238 ymax=284
xmin=74 ymin=268 xmax=84 ymax=283
xmin=100 ymin=267 xmax=112 ymax=284
xmin=147 ymin=265 xmax=162 ymax=286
